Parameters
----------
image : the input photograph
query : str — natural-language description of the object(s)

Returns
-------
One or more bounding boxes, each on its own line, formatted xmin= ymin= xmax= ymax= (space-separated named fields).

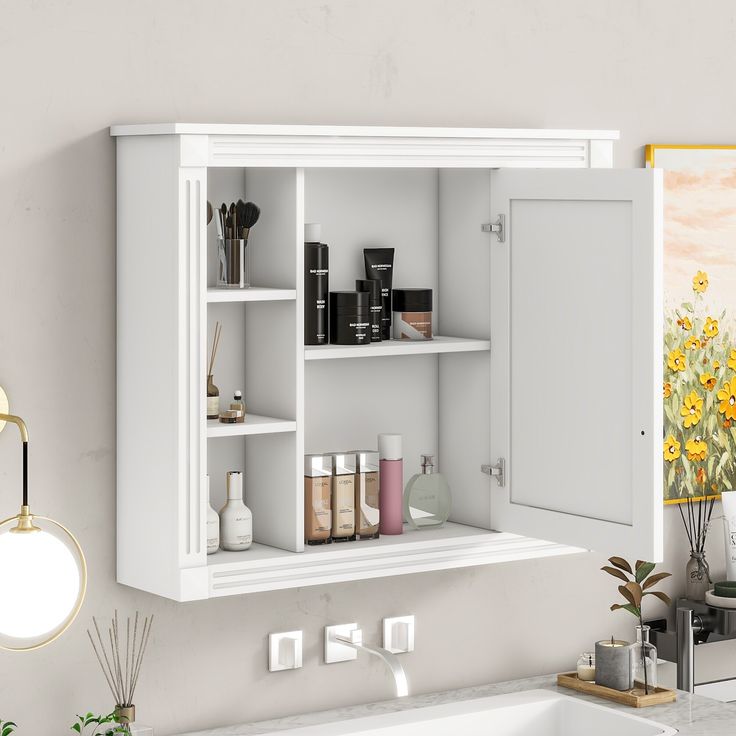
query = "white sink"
xmin=269 ymin=690 xmax=676 ymax=736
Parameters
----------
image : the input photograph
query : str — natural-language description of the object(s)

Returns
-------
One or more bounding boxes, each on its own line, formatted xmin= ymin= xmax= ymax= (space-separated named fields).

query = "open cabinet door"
xmin=489 ymin=168 xmax=663 ymax=561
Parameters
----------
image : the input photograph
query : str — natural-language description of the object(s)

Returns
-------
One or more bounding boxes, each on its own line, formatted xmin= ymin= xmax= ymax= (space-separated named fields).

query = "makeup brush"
xmin=239 ymin=201 xmax=261 ymax=241
xmin=220 ymin=203 xmax=228 ymax=236
xmin=235 ymin=199 xmax=247 ymax=237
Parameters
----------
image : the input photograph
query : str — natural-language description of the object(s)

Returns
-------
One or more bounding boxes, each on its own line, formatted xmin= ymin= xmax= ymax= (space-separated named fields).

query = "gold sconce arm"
xmin=0 ymin=413 xmax=29 ymax=443
xmin=0 ymin=409 xmax=30 ymax=509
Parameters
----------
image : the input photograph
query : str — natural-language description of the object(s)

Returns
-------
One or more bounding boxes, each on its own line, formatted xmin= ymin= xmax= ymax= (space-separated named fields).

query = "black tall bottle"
xmin=304 ymin=224 xmax=329 ymax=345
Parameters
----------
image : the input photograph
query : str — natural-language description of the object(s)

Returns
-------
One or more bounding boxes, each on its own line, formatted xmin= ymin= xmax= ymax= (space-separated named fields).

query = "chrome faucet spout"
xmin=334 ymin=633 xmax=409 ymax=697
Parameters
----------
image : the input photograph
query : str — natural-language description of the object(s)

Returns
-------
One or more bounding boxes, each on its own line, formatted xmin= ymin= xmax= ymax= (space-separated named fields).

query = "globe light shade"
xmin=0 ymin=513 xmax=86 ymax=650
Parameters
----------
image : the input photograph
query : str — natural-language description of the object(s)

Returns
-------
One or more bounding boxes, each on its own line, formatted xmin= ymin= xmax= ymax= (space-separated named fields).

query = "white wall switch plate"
xmin=383 ymin=615 xmax=415 ymax=654
xmin=324 ymin=623 xmax=359 ymax=664
xmin=269 ymin=630 xmax=303 ymax=671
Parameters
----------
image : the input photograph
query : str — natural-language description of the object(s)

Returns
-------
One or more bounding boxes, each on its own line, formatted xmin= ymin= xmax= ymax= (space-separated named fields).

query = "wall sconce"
xmin=0 ymin=386 xmax=86 ymax=650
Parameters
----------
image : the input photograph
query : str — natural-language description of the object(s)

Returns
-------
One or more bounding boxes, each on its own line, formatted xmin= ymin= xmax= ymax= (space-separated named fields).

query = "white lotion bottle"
xmin=219 ymin=471 xmax=253 ymax=551
xmin=206 ymin=475 xmax=219 ymax=555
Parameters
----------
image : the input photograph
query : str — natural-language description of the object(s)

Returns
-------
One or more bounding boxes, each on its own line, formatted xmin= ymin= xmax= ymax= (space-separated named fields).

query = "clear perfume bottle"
xmin=403 ymin=454 xmax=451 ymax=529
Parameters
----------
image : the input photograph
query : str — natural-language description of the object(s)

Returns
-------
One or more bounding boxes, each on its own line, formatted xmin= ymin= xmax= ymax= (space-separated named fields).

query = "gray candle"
xmin=595 ymin=638 xmax=632 ymax=690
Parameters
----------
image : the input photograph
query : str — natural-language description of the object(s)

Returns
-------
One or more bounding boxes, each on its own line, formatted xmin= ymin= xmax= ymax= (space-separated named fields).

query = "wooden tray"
xmin=557 ymin=672 xmax=676 ymax=708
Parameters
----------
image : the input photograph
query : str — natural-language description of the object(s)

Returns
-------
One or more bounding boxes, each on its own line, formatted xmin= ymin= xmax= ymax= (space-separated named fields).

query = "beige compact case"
xmin=304 ymin=454 xmax=333 ymax=545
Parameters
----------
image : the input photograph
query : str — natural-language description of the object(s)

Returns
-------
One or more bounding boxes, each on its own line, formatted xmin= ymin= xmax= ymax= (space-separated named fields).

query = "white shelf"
xmin=110 ymin=123 xmax=619 ymax=140
xmin=205 ymin=522 xmax=583 ymax=597
xmin=207 ymin=287 xmax=296 ymax=303
xmin=206 ymin=414 xmax=296 ymax=438
xmin=304 ymin=336 xmax=491 ymax=361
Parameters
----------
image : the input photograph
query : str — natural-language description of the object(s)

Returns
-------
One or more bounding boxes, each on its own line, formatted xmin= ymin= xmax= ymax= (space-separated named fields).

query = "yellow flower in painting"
xmin=663 ymin=382 xmax=672 ymax=399
xmin=685 ymin=436 xmax=708 ymax=462
xmin=668 ymin=348 xmax=687 ymax=372
xmin=700 ymin=372 xmax=717 ymax=391
xmin=704 ymin=317 xmax=719 ymax=338
xmin=664 ymin=435 xmax=681 ymax=462
xmin=677 ymin=316 xmax=693 ymax=331
xmin=714 ymin=360 xmax=721 ymax=370
xmin=685 ymin=336 xmax=701 ymax=350
xmin=717 ymin=378 xmax=736 ymax=420
xmin=729 ymin=349 xmax=736 ymax=371
xmin=680 ymin=391 xmax=703 ymax=428
xmin=693 ymin=271 xmax=709 ymax=293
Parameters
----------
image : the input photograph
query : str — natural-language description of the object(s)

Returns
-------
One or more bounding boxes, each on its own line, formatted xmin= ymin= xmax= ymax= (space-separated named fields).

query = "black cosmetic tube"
xmin=363 ymin=247 xmax=395 ymax=340
xmin=355 ymin=278 xmax=382 ymax=342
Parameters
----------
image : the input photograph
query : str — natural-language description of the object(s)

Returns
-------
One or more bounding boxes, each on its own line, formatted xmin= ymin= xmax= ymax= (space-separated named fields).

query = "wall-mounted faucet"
xmin=649 ymin=599 xmax=736 ymax=693
xmin=324 ymin=622 xmax=412 ymax=697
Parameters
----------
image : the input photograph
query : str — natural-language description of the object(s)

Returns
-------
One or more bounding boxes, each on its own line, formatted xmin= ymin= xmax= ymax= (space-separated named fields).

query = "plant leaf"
xmin=611 ymin=603 xmax=641 ymax=616
xmin=644 ymin=590 xmax=673 ymax=606
xmin=635 ymin=562 xmax=656 ymax=583
xmin=601 ymin=566 xmax=630 ymax=583
xmin=620 ymin=582 xmax=643 ymax=607
xmin=642 ymin=572 xmax=672 ymax=590
xmin=609 ymin=557 xmax=633 ymax=574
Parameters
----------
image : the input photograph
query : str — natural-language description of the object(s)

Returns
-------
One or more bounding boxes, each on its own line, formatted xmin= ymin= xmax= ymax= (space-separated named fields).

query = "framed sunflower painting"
xmin=647 ymin=145 xmax=736 ymax=503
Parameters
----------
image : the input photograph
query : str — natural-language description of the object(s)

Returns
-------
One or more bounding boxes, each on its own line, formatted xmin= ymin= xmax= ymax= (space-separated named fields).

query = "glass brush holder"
xmin=217 ymin=237 xmax=251 ymax=288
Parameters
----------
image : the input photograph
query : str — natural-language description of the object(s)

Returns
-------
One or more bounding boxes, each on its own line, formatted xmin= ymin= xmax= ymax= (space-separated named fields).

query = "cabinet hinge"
xmin=481 ymin=215 xmax=505 ymax=243
xmin=481 ymin=458 xmax=505 ymax=487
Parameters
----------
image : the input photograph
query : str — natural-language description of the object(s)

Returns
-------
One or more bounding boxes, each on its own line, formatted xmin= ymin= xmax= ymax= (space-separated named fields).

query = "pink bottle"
xmin=378 ymin=433 xmax=403 ymax=534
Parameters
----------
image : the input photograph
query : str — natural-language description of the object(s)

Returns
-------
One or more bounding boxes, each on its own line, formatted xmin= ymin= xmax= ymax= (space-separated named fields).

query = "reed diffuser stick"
xmin=678 ymin=496 xmax=715 ymax=555
xmin=208 ymin=321 xmax=222 ymax=377
xmin=87 ymin=611 xmax=154 ymax=709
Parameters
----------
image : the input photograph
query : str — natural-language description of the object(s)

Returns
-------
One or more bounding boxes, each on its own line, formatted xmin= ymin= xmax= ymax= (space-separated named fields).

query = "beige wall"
xmin=1 ymin=1 xmax=735 ymax=733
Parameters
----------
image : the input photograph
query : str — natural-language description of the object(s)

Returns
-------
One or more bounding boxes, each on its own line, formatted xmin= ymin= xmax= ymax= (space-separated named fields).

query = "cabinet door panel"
xmin=490 ymin=169 xmax=663 ymax=560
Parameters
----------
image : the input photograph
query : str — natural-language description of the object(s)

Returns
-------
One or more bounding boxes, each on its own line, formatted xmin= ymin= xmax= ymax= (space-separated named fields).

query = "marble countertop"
xmin=175 ymin=674 xmax=736 ymax=736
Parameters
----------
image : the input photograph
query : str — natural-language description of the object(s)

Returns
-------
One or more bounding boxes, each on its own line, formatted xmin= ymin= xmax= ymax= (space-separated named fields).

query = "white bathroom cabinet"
xmin=112 ymin=124 xmax=662 ymax=601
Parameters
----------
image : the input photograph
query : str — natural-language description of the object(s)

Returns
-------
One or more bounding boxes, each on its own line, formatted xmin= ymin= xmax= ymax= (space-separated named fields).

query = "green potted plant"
xmin=0 ymin=720 xmax=16 ymax=736
xmin=70 ymin=712 xmax=128 ymax=736
xmin=602 ymin=557 xmax=672 ymax=695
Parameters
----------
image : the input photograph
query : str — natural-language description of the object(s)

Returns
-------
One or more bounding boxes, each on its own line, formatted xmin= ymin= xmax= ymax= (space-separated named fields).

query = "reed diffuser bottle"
xmin=206 ymin=321 xmax=222 ymax=420
xmin=679 ymin=497 xmax=715 ymax=602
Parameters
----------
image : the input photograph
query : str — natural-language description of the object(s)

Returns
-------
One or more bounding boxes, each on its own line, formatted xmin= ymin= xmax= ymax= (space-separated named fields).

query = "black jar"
xmin=355 ymin=279 xmax=382 ymax=342
xmin=329 ymin=291 xmax=370 ymax=345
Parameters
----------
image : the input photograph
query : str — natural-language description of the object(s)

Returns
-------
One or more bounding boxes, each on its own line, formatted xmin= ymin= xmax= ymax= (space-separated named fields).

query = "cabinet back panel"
xmin=510 ymin=199 xmax=633 ymax=524
xmin=207 ymin=303 xmax=245 ymax=411
xmin=207 ymin=167 xmax=299 ymax=290
xmin=206 ymin=168 xmax=246 ymax=288
xmin=304 ymin=168 xmax=438 ymax=297
xmin=305 ymin=356 xmax=437 ymax=472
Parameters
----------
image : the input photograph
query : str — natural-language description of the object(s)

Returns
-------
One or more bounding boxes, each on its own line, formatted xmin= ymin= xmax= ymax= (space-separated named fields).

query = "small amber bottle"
xmin=230 ymin=390 xmax=245 ymax=423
